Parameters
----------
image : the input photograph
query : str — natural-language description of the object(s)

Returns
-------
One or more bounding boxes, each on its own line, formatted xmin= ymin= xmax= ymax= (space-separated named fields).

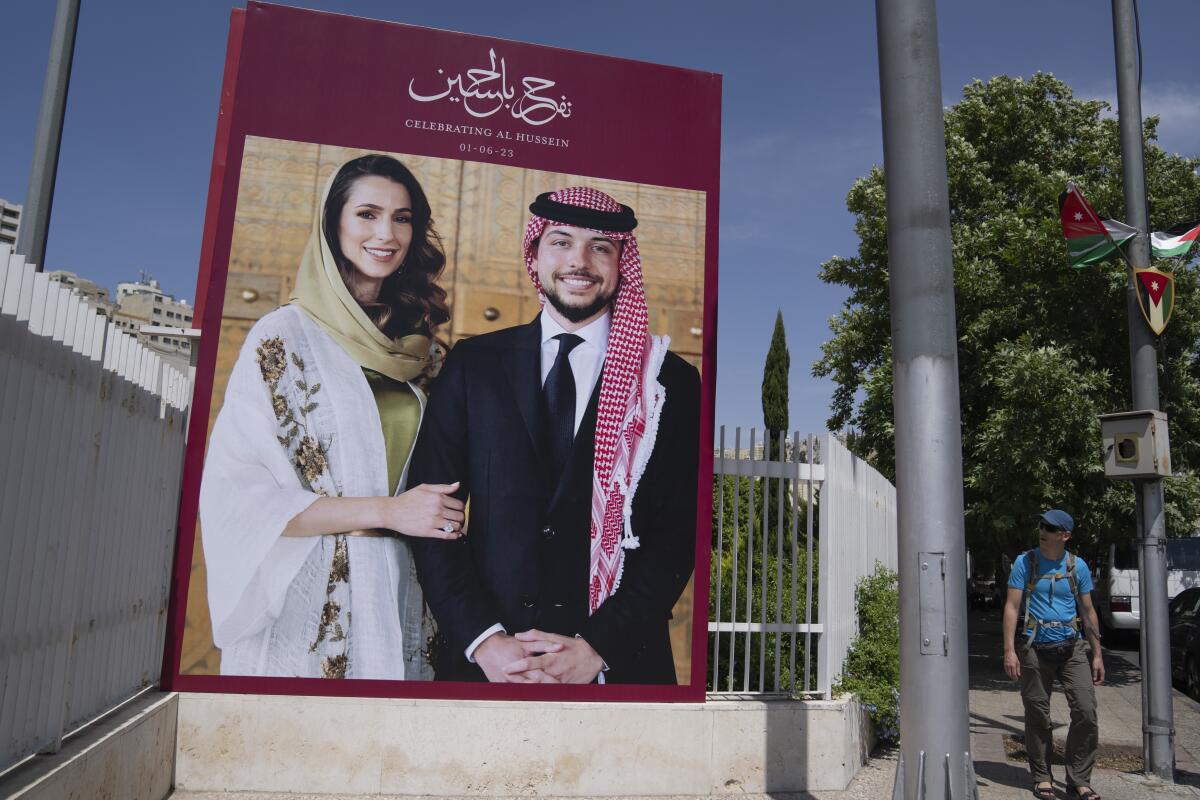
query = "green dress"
xmin=362 ymin=368 xmax=421 ymax=493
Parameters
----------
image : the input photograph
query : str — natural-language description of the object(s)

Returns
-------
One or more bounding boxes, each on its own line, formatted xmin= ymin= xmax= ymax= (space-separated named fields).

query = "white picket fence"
xmin=710 ymin=430 xmax=897 ymax=698
xmin=0 ymin=246 xmax=191 ymax=773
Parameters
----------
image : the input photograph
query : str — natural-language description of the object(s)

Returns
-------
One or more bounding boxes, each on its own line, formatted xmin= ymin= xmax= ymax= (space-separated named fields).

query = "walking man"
xmin=1003 ymin=509 xmax=1105 ymax=799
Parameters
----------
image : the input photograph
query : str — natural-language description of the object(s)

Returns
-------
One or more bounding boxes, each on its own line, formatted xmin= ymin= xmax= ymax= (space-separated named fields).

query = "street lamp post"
xmin=17 ymin=0 xmax=81 ymax=270
xmin=1110 ymin=0 xmax=1175 ymax=782
xmin=875 ymin=0 xmax=975 ymax=797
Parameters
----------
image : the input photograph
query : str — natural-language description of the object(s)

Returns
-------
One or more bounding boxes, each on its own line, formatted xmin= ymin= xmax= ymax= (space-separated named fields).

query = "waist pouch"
xmin=1031 ymin=638 xmax=1076 ymax=663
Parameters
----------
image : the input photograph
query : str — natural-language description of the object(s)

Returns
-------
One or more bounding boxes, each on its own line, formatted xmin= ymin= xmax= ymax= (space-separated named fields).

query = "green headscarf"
xmin=290 ymin=169 xmax=432 ymax=382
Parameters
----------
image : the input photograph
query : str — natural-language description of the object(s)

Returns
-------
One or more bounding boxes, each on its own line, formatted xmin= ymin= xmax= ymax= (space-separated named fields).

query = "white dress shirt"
xmin=538 ymin=310 xmax=610 ymax=433
xmin=464 ymin=310 xmax=612 ymax=668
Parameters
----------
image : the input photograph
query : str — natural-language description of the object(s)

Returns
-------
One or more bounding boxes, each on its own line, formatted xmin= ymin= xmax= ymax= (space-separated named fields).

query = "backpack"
xmin=1019 ymin=548 xmax=1097 ymax=642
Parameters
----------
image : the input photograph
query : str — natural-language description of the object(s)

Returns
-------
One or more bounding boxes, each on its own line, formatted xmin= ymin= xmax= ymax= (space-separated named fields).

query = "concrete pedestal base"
xmin=174 ymin=692 xmax=870 ymax=796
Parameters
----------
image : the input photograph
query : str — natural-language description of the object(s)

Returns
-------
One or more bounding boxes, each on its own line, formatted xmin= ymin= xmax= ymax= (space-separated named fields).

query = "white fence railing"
xmin=709 ymin=429 xmax=896 ymax=698
xmin=815 ymin=433 xmax=898 ymax=697
xmin=0 ymin=246 xmax=191 ymax=773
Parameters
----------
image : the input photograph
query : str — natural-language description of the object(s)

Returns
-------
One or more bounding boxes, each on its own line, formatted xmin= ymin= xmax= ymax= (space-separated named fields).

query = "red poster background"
xmin=162 ymin=1 xmax=720 ymax=702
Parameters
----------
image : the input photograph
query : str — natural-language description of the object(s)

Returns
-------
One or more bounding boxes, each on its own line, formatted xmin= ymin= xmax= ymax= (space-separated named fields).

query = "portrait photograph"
xmin=163 ymin=2 xmax=720 ymax=702
xmin=174 ymin=137 xmax=708 ymax=691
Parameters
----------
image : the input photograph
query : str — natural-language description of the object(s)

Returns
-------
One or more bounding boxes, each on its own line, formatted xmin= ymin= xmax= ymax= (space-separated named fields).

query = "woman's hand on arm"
xmin=379 ymin=482 xmax=465 ymax=539
xmin=282 ymin=482 xmax=464 ymax=540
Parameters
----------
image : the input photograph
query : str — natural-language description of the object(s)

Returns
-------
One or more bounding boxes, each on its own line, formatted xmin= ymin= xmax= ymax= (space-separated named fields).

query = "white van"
xmin=1094 ymin=538 xmax=1200 ymax=633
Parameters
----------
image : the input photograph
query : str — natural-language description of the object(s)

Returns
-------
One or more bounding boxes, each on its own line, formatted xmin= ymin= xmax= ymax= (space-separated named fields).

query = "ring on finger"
xmin=440 ymin=522 xmax=455 ymax=533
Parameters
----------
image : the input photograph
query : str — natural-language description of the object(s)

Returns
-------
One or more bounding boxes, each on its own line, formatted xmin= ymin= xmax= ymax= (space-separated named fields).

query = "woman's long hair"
xmin=322 ymin=155 xmax=450 ymax=338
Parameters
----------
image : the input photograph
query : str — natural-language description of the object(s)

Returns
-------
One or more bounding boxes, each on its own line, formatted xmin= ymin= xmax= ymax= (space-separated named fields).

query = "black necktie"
xmin=544 ymin=333 xmax=583 ymax=475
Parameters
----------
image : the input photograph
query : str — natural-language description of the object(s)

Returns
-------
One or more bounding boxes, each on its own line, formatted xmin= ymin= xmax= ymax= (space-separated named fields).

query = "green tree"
xmin=762 ymin=311 xmax=791 ymax=538
xmin=762 ymin=310 xmax=790 ymax=460
xmin=813 ymin=74 xmax=1200 ymax=562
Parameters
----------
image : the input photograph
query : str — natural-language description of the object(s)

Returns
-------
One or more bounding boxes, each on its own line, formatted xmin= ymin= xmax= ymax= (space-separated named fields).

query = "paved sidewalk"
xmin=965 ymin=608 xmax=1200 ymax=798
xmin=802 ymin=608 xmax=1200 ymax=799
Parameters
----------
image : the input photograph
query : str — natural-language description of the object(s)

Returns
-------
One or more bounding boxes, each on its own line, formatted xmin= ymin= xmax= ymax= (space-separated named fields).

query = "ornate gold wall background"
xmin=181 ymin=135 xmax=706 ymax=682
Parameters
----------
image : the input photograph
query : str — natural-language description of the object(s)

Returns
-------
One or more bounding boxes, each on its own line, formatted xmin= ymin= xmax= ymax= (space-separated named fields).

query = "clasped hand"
xmin=474 ymin=630 xmax=604 ymax=684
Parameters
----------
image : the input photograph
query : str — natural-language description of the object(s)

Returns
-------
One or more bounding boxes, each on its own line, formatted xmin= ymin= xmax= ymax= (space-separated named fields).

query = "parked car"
xmin=1169 ymin=586 xmax=1200 ymax=700
xmin=1094 ymin=538 xmax=1200 ymax=635
xmin=968 ymin=575 xmax=1004 ymax=610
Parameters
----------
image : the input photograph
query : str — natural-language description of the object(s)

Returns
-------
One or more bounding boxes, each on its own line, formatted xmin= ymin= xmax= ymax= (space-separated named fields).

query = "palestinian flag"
xmin=1151 ymin=220 xmax=1200 ymax=260
xmin=1059 ymin=184 xmax=1134 ymax=267
xmin=1134 ymin=267 xmax=1174 ymax=335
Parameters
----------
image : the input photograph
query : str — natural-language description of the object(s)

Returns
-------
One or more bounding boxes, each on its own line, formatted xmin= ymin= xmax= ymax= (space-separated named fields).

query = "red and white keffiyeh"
xmin=523 ymin=187 xmax=667 ymax=614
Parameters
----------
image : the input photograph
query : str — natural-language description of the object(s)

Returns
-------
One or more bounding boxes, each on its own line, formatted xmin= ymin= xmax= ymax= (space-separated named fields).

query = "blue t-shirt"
xmin=1008 ymin=550 xmax=1093 ymax=643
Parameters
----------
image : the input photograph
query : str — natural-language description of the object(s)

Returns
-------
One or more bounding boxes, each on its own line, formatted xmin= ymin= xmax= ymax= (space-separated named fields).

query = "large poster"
xmin=163 ymin=2 xmax=719 ymax=702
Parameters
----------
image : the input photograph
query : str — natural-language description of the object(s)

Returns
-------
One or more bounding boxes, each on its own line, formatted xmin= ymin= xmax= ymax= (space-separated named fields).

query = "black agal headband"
xmin=529 ymin=192 xmax=638 ymax=233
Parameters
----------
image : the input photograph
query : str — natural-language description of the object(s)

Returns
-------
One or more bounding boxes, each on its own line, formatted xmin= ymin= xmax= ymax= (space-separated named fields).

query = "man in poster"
xmin=410 ymin=187 xmax=700 ymax=684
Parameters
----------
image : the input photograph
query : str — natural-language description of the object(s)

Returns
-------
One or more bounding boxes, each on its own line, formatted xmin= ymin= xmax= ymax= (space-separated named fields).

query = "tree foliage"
xmin=813 ymin=74 xmax=1200 ymax=561
xmin=762 ymin=310 xmax=791 ymax=535
xmin=762 ymin=310 xmax=791 ymax=458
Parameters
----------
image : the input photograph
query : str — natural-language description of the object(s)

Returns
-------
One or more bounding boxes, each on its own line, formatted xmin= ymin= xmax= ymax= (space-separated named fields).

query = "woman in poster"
xmin=200 ymin=154 xmax=462 ymax=680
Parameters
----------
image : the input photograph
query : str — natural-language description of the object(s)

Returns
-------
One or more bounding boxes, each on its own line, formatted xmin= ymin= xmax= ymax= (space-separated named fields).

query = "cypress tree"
xmin=762 ymin=311 xmax=790 ymax=540
xmin=762 ymin=310 xmax=790 ymax=461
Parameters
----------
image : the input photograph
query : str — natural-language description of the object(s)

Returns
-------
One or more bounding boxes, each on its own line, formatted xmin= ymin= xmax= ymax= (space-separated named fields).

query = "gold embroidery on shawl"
xmin=295 ymin=435 xmax=329 ymax=485
xmin=331 ymin=536 xmax=350 ymax=583
xmin=255 ymin=336 xmax=287 ymax=383
xmin=321 ymin=654 xmax=348 ymax=679
xmin=256 ymin=335 xmax=349 ymax=678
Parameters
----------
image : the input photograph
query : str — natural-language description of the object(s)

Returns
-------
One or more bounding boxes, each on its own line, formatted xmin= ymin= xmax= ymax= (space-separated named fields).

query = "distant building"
xmin=714 ymin=437 xmax=811 ymax=463
xmin=0 ymin=198 xmax=21 ymax=250
xmin=47 ymin=270 xmax=118 ymax=317
xmin=113 ymin=276 xmax=195 ymax=372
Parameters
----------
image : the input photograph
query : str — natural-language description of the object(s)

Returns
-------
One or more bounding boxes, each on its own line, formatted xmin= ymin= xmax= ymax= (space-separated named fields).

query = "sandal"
xmin=1032 ymin=782 xmax=1055 ymax=799
xmin=1067 ymin=787 xmax=1100 ymax=799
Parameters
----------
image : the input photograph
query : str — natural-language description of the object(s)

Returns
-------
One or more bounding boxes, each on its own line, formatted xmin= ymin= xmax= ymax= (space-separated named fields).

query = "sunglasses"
xmin=1038 ymin=522 xmax=1065 ymax=533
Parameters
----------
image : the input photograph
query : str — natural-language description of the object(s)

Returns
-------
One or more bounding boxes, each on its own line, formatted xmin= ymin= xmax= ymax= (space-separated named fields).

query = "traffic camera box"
xmin=1099 ymin=409 xmax=1171 ymax=480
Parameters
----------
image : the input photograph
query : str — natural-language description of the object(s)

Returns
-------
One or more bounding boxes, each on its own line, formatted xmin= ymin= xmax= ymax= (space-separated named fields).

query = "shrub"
xmin=834 ymin=563 xmax=900 ymax=742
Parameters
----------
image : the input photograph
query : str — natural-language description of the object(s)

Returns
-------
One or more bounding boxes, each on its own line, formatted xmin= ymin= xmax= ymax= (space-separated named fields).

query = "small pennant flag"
xmin=1134 ymin=267 xmax=1174 ymax=335
xmin=1059 ymin=184 xmax=1133 ymax=267
xmin=1151 ymin=220 xmax=1200 ymax=260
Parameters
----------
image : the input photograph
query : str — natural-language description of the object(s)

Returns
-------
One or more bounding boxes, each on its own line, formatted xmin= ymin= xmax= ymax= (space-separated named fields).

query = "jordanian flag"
xmin=1134 ymin=267 xmax=1174 ymax=335
xmin=1151 ymin=220 xmax=1200 ymax=259
xmin=1059 ymin=184 xmax=1135 ymax=267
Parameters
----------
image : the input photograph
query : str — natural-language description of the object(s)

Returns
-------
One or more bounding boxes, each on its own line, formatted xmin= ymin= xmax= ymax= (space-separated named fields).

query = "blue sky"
xmin=4 ymin=1 xmax=1198 ymax=437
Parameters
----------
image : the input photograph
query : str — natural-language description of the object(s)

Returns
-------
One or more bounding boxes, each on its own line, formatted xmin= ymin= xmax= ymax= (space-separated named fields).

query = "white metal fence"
xmin=815 ymin=432 xmax=898 ymax=697
xmin=709 ymin=429 xmax=896 ymax=698
xmin=0 ymin=246 xmax=191 ymax=773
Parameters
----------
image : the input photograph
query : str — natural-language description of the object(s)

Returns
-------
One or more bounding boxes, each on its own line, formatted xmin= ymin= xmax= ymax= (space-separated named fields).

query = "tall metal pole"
xmin=16 ymin=0 xmax=81 ymax=270
xmin=875 ymin=1 xmax=973 ymax=797
xmin=1111 ymin=0 xmax=1175 ymax=781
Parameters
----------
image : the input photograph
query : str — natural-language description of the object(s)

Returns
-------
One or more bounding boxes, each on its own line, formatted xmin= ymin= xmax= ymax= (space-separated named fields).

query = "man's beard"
xmin=543 ymin=278 xmax=615 ymax=323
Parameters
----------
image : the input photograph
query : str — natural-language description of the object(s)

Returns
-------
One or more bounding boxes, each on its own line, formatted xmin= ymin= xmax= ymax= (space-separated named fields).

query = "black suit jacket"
xmin=409 ymin=317 xmax=700 ymax=683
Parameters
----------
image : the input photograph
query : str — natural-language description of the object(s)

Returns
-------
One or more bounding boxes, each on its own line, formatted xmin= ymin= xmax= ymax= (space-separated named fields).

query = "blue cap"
xmin=1040 ymin=509 xmax=1074 ymax=532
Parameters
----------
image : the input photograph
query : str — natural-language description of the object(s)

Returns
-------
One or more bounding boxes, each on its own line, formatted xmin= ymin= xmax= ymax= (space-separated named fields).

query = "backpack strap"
xmin=1064 ymin=550 xmax=1100 ymax=642
xmin=1021 ymin=549 xmax=1040 ymax=641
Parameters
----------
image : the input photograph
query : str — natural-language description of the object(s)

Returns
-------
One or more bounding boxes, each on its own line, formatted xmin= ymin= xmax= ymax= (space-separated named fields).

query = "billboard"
xmin=163 ymin=2 xmax=720 ymax=702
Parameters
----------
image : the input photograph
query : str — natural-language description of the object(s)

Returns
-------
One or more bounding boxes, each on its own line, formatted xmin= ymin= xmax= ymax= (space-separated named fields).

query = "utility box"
xmin=1099 ymin=410 xmax=1171 ymax=480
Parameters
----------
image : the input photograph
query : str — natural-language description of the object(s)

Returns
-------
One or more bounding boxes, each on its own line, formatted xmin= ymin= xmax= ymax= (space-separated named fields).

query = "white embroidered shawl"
xmin=200 ymin=305 xmax=432 ymax=679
